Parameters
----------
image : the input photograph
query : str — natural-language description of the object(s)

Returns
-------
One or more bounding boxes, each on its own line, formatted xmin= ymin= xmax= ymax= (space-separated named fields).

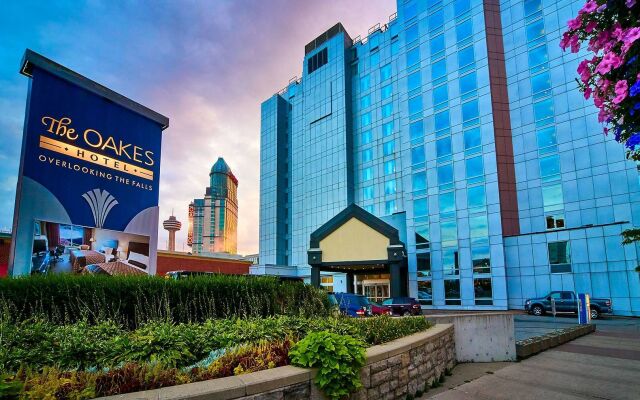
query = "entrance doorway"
xmin=355 ymin=274 xmax=390 ymax=303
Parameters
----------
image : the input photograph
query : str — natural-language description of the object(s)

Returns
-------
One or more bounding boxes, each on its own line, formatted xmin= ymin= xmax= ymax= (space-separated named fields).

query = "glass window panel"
xmin=404 ymin=1 xmax=418 ymax=20
xmin=383 ymin=140 xmax=396 ymax=156
xmin=533 ymin=98 xmax=554 ymax=121
xmin=456 ymin=19 xmax=473 ymax=42
xmin=417 ymin=253 xmax=431 ymax=277
xmin=418 ymin=280 xmax=432 ymax=304
xmin=391 ymin=40 xmax=400 ymax=55
xmin=414 ymin=198 xmax=429 ymax=217
xmin=441 ymin=221 xmax=458 ymax=244
xmin=370 ymin=51 xmax=380 ymax=67
xmin=382 ymin=102 xmax=394 ymax=118
xmin=361 ymin=95 xmax=371 ymax=108
xmin=405 ymin=23 xmax=419 ymax=44
xmin=369 ymin=34 xmax=380 ymax=49
xmin=466 ymin=155 xmax=484 ymax=178
xmin=548 ymin=241 xmax=570 ymax=264
xmin=407 ymin=47 xmax=421 ymax=68
xmin=433 ymin=84 xmax=448 ymax=105
xmin=361 ymin=130 xmax=372 ymax=145
xmin=430 ymin=35 xmax=445 ymax=56
xmin=458 ymin=45 xmax=475 ymax=68
xmin=431 ymin=59 xmax=447 ymax=80
xmin=380 ymin=63 xmax=392 ymax=81
xmin=474 ymin=278 xmax=493 ymax=304
xmin=443 ymin=248 xmax=459 ymax=275
xmin=462 ymin=99 xmax=479 ymax=122
xmin=361 ymin=112 xmax=371 ymax=126
xmin=384 ymin=160 xmax=396 ymax=175
xmin=362 ymin=167 xmax=374 ymax=181
xmin=540 ymin=154 xmax=560 ymax=177
xmin=454 ymin=0 xmax=471 ymax=16
xmin=382 ymin=121 xmax=394 ymax=137
xmin=444 ymin=279 xmax=461 ymax=304
xmin=409 ymin=95 xmax=423 ymax=116
xmin=467 ymin=185 xmax=486 ymax=209
xmin=411 ymin=145 xmax=425 ymax=164
xmin=469 ymin=214 xmax=489 ymax=240
xmin=439 ymin=191 xmax=455 ymax=215
xmin=459 ymin=72 xmax=477 ymax=94
xmin=416 ymin=224 xmax=430 ymax=249
xmin=464 ymin=127 xmax=481 ymax=149
xmin=410 ymin=120 xmax=424 ymax=140
xmin=528 ymin=44 xmax=548 ymax=67
xmin=413 ymin=172 xmax=427 ymax=191
xmin=428 ymin=9 xmax=444 ymax=31
xmin=472 ymin=245 xmax=491 ymax=273
xmin=360 ymin=75 xmax=370 ymax=91
xmin=438 ymin=164 xmax=453 ymax=185
xmin=542 ymin=183 xmax=564 ymax=210
xmin=436 ymin=136 xmax=452 ymax=158
xmin=362 ymin=148 xmax=373 ymax=162
xmin=524 ymin=0 xmax=542 ymax=16
xmin=536 ymin=126 xmax=557 ymax=148
xmin=363 ymin=185 xmax=374 ymax=200
xmin=385 ymin=200 xmax=397 ymax=214
xmin=435 ymin=110 xmax=450 ymax=131
xmin=381 ymin=84 xmax=393 ymax=100
xmin=407 ymin=71 xmax=421 ymax=92
xmin=531 ymin=71 xmax=551 ymax=94
xmin=526 ymin=19 xmax=545 ymax=42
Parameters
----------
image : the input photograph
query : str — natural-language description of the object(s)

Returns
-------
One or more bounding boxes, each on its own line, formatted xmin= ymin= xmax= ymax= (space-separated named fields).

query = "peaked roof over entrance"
xmin=309 ymin=203 xmax=401 ymax=248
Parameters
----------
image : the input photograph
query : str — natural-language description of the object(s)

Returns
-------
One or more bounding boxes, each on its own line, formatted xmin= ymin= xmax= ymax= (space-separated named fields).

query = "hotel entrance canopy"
xmin=307 ymin=204 xmax=407 ymax=297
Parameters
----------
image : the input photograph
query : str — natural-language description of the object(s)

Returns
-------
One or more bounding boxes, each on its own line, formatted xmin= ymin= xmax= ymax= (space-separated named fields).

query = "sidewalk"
xmin=428 ymin=321 xmax=640 ymax=400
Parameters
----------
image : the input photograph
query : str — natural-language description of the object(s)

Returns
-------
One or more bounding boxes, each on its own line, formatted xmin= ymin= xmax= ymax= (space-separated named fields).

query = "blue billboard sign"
xmin=9 ymin=50 xmax=169 ymax=276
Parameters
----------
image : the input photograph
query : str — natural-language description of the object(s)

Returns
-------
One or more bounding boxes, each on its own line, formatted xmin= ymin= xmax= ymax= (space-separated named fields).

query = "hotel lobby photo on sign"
xmin=9 ymin=49 xmax=169 ymax=276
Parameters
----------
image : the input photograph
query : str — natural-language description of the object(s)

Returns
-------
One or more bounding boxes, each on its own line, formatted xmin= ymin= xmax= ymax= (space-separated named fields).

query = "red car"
xmin=369 ymin=301 xmax=391 ymax=316
xmin=382 ymin=297 xmax=422 ymax=316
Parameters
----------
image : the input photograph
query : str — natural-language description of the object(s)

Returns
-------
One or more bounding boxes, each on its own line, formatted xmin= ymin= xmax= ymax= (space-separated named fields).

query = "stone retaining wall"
xmin=101 ymin=324 xmax=455 ymax=400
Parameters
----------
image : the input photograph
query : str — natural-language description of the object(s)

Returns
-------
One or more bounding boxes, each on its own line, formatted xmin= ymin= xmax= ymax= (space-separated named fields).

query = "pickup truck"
xmin=524 ymin=291 xmax=612 ymax=319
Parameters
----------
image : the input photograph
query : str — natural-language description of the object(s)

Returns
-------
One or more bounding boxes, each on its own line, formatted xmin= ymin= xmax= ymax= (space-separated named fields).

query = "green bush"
xmin=290 ymin=331 xmax=366 ymax=400
xmin=0 ymin=274 xmax=330 ymax=327
xmin=0 ymin=316 xmax=430 ymax=374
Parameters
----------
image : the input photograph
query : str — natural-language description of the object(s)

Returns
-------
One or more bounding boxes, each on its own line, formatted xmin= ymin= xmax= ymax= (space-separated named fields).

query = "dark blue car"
xmin=329 ymin=293 xmax=371 ymax=317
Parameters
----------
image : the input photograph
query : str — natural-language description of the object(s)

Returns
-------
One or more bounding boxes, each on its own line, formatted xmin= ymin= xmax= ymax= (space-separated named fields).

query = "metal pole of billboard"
xmin=551 ymin=297 xmax=557 ymax=329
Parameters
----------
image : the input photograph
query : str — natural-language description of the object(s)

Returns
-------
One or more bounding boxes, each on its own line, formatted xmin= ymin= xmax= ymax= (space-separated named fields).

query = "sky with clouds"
xmin=0 ymin=0 xmax=396 ymax=255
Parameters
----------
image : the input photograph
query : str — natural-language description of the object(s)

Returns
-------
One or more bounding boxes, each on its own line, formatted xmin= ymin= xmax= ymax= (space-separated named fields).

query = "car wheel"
xmin=590 ymin=308 xmax=599 ymax=320
xmin=531 ymin=305 xmax=544 ymax=316
xmin=403 ymin=311 xmax=411 ymax=317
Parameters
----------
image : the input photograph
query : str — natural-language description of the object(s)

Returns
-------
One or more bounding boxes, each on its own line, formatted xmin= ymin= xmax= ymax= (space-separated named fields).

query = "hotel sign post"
xmin=9 ymin=49 xmax=169 ymax=276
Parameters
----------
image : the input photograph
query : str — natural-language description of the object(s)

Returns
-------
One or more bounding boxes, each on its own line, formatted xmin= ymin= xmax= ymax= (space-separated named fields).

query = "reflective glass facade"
xmin=259 ymin=0 xmax=640 ymax=315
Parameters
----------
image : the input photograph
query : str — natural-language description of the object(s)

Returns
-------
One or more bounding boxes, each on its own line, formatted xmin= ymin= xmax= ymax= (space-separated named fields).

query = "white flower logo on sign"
xmin=82 ymin=189 xmax=118 ymax=228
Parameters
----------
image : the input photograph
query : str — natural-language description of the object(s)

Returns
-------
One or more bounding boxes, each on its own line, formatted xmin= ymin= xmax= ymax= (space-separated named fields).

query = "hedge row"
xmin=0 ymin=274 xmax=331 ymax=327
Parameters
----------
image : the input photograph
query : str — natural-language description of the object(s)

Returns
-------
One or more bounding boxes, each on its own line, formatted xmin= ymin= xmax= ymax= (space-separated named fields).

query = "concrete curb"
xmin=516 ymin=324 xmax=596 ymax=359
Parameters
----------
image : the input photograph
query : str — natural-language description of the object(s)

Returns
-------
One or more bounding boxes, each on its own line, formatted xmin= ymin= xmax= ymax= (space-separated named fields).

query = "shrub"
xmin=0 ymin=274 xmax=331 ymax=327
xmin=290 ymin=331 xmax=366 ymax=400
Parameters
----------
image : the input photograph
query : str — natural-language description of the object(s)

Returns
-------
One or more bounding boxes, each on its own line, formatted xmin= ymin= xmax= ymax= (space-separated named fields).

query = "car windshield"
xmin=356 ymin=296 xmax=371 ymax=306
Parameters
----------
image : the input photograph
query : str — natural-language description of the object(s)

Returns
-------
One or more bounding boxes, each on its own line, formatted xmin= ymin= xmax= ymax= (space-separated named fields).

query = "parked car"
xmin=524 ymin=291 xmax=612 ymax=319
xmin=382 ymin=297 xmax=422 ymax=316
xmin=328 ymin=293 xmax=371 ymax=317
xmin=369 ymin=300 xmax=391 ymax=316
xmin=164 ymin=270 xmax=215 ymax=279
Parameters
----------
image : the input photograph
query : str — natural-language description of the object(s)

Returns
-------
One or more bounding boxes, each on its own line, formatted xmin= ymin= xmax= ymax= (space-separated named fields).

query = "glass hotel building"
xmin=259 ymin=0 xmax=640 ymax=315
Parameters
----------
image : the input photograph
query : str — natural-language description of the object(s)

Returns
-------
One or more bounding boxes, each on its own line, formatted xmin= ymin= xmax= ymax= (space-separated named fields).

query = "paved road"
xmin=428 ymin=316 xmax=640 ymax=400
xmin=514 ymin=313 xmax=640 ymax=341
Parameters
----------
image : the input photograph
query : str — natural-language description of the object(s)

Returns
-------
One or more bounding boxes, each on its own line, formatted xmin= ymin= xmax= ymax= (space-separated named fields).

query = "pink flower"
xmin=595 ymin=53 xmax=623 ymax=74
xmin=613 ymin=80 xmax=629 ymax=104
xmin=577 ymin=59 xmax=592 ymax=83
xmin=585 ymin=20 xmax=597 ymax=33
xmin=584 ymin=87 xmax=593 ymax=99
xmin=568 ymin=17 xmax=582 ymax=30
xmin=612 ymin=23 xmax=624 ymax=40
xmin=560 ymin=32 xmax=572 ymax=50
xmin=570 ymin=35 xmax=581 ymax=53
xmin=598 ymin=108 xmax=611 ymax=123
xmin=581 ymin=0 xmax=598 ymax=13
xmin=622 ymin=27 xmax=640 ymax=53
